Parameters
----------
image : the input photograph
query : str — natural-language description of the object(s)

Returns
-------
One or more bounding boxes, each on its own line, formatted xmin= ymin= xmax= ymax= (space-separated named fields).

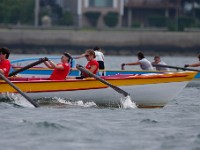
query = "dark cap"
xmin=93 ymin=46 xmax=100 ymax=51
xmin=0 ymin=47 xmax=10 ymax=59
xmin=63 ymin=52 xmax=72 ymax=62
xmin=137 ymin=52 xmax=145 ymax=60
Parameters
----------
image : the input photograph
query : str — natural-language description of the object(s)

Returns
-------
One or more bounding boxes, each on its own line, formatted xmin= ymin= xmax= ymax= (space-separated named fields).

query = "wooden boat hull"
xmin=0 ymin=72 xmax=196 ymax=108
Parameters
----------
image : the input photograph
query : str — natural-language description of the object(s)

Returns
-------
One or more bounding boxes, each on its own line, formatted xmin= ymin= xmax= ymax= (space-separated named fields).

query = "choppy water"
xmin=1 ymin=54 xmax=200 ymax=150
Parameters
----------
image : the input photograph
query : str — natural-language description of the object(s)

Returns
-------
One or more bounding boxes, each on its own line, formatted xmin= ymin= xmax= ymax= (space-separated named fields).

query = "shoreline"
xmin=0 ymin=29 xmax=200 ymax=55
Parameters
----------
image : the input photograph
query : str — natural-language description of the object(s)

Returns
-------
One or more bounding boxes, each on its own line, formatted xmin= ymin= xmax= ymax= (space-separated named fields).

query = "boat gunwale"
xmin=0 ymin=72 xmax=194 ymax=84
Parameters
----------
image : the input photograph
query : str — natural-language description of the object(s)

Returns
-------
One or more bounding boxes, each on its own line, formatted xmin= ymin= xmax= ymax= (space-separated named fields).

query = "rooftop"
xmin=124 ymin=0 xmax=177 ymax=9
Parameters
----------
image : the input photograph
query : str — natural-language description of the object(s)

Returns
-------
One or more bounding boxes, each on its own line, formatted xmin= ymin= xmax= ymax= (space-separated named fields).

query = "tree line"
xmin=0 ymin=0 xmax=73 ymax=26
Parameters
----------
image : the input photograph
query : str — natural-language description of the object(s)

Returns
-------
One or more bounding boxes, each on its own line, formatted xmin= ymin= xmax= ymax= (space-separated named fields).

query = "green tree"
xmin=84 ymin=11 xmax=101 ymax=27
xmin=59 ymin=11 xmax=74 ymax=26
xmin=0 ymin=0 xmax=34 ymax=24
xmin=103 ymin=12 xmax=119 ymax=27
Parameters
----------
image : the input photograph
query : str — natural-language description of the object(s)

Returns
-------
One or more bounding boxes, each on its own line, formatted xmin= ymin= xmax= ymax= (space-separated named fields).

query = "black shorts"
xmin=97 ymin=61 xmax=105 ymax=70
xmin=76 ymin=76 xmax=86 ymax=79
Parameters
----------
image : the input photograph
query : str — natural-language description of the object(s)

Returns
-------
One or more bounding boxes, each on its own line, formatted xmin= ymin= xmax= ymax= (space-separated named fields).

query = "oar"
xmin=0 ymin=72 xmax=39 ymax=107
xmin=152 ymin=64 xmax=200 ymax=72
xmin=76 ymin=64 xmax=129 ymax=97
xmin=11 ymin=57 xmax=60 ymax=64
xmin=9 ymin=57 xmax=48 ymax=77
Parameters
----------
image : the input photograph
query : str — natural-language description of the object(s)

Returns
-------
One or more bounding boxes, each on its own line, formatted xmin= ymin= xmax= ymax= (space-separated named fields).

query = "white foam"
xmin=120 ymin=95 xmax=137 ymax=109
xmin=6 ymin=93 xmax=35 ymax=108
xmin=55 ymin=97 xmax=97 ymax=107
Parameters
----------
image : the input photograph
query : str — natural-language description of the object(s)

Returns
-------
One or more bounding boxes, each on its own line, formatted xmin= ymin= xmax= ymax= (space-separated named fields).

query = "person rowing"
xmin=72 ymin=49 xmax=99 ymax=79
xmin=0 ymin=47 xmax=11 ymax=77
xmin=75 ymin=46 xmax=105 ymax=76
xmin=152 ymin=56 xmax=169 ymax=71
xmin=44 ymin=52 xmax=72 ymax=80
xmin=184 ymin=54 xmax=200 ymax=68
xmin=121 ymin=52 xmax=153 ymax=70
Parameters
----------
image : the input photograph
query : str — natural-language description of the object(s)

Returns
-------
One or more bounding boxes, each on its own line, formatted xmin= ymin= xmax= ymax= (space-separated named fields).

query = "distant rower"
xmin=121 ymin=52 xmax=153 ymax=70
xmin=184 ymin=54 xmax=200 ymax=68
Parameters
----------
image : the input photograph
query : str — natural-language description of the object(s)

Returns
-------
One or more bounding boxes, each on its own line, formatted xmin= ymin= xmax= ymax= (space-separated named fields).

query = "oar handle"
xmin=9 ymin=57 xmax=48 ymax=77
xmin=153 ymin=64 xmax=200 ymax=72
xmin=76 ymin=64 xmax=129 ymax=97
xmin=0 ymin=73 xmax=39 ymax=107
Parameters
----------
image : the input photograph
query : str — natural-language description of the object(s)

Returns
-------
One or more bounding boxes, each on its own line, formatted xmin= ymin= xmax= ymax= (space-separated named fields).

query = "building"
xmin=56 ymin=0 xmax=124 ymax=28
xmin=123 ymin=0 xmax=179 ymax=27
xmin=55 ymin=0 xmax=187 ymax=29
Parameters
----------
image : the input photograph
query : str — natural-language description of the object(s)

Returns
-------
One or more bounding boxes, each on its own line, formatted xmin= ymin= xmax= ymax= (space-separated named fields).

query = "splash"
xmin=6 ymin=93 xmax=35 ymax=108
xmin=120 ymin=95 xmax=137 ymax=109
xmin=55 ymin=97 xmax=97 ymax=108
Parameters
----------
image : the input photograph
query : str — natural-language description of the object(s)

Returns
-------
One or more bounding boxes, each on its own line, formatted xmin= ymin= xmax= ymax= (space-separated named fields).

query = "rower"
xmin=152 ymin=56 xmax=169 ymax=71
xmin=121 ymin=52 xmax=153 ymax=70
xmin=44 ymin=52 xmax=72 ymax=80
xmin=0 ymin=47 xmax=11 ymax=77
xmin=68 ymin=49 xmax=99 ymax=79
xmin=184 ymin=54 xmax=200 ymax=68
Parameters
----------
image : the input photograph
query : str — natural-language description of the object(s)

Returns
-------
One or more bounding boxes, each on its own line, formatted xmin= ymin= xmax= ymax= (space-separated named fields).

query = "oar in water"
xmin=152 ymin=64 xmax=200 ymax=72
xmin=76 ymin=64 xmax=129 ymax=97
xmin=9 ymin=57 xmax=48 ymax=77
xmin=0 ymin=72 xmax=39 ymax=108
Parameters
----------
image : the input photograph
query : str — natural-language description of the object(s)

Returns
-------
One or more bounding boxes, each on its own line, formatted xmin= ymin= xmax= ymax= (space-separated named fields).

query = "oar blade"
xmin=0 ymin=73 xmax=39 ymax=108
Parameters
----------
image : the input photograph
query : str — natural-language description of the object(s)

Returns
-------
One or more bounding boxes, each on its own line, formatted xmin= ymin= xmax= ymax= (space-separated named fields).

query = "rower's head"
xmin=85 ymin=49 xmax=96 ymax=61
xmin=62 ymin=52 xmax=72 ymax=63
xmin=137 ymin=52 xmax=145 ymax=60
xmin=154 ymin=56 xmax=161 ymax=64
xmin=0 ymin=47 xmax=10 ymax=59
xmin=93 ymin=46 xmax=100 ymax=51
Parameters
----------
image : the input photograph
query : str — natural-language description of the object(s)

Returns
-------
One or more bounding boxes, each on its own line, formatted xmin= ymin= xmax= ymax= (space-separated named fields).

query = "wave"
xmin=0 ymin=93 xmax=137 ymax=109
xmin=120 ymin=95 xmax=137 ymax=109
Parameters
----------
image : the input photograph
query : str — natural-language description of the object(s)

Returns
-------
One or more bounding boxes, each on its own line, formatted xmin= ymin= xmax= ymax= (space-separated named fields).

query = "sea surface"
xmin=1 ymin=54 xmax=200 ymax=150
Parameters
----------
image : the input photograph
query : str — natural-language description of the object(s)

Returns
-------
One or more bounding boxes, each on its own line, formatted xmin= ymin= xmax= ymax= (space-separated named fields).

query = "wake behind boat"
xmin=0 ymin=71 xmax=196 ymax=108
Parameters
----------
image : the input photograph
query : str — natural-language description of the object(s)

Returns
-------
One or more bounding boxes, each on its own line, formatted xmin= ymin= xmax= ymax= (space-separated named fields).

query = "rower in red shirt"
xmin=44 ymin=52 xmax=72 ymax=80
xmin=0 ymin=47 xmax=11 ymax=77
xmin=81 ymin=49 xmax=99 ymax=78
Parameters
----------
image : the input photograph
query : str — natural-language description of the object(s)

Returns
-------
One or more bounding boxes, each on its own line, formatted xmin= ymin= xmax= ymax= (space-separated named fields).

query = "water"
xmin=1 ymin=54 xmax=200 ymax=150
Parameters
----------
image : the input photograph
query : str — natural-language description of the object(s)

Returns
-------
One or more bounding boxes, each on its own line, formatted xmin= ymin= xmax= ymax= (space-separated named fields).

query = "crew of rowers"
xmin=1 ymin=47 xmax=200 ymax=80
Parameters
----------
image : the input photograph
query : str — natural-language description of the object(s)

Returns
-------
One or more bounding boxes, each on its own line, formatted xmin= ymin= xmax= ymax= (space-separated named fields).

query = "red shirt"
xmin=50 ymin=63 xmax=70 ymax=80
xmin=83 ymin=60 xmax=99 ymax=77
xmin=0 ymin=59 xmax=11 ymax=77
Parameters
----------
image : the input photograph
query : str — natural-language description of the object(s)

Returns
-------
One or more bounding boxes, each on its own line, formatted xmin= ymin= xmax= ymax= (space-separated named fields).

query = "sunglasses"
xmin=85 ymin=54 xmax=89 ymax=57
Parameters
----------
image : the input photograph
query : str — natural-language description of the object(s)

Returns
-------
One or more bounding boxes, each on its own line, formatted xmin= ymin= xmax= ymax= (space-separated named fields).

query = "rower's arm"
xmin=44 ymin=61 xmax=52 ymax=69
xmin=88 ymin=65 xmax=97 ymax=73
xmin=125 ymin=62 xmax=140 ymax=66
xmin=54 ymin=65 xmax=64 ymax=70
xmin=75 ymin=54 xmax=85 ymax=59
xmin=0 ymin=69 xmax=5 ymax=75
xmin=189 ymin=63 xmax=200 ymax=67
xmin=47 ymin=60 xmax=64 ymax=70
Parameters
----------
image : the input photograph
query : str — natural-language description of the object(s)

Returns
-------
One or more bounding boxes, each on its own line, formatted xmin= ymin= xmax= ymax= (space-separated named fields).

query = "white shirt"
xmin=156 ymin=61 xmax=170 ymax=71
xmin=95 ymin=51 xmax=104 ymax=61
xmin=139 ymin=58 xmax=154 ymax=70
